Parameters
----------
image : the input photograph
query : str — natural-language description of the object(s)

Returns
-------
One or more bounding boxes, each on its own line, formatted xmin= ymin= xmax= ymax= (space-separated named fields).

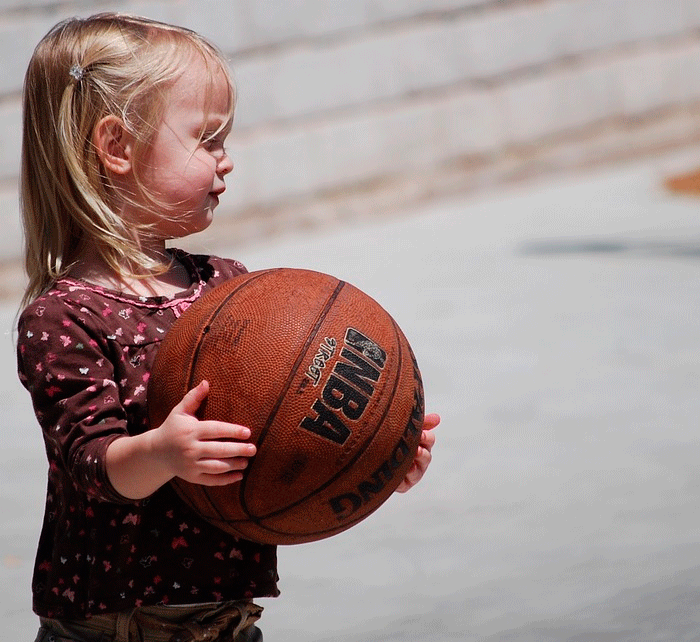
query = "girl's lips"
xmin=209 ymin=191 xmax=224 ymax=205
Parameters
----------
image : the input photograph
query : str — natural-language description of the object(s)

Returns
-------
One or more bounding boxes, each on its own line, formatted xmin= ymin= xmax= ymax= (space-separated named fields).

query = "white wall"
xmin=2 ymin=0 xmax=700 ymax=262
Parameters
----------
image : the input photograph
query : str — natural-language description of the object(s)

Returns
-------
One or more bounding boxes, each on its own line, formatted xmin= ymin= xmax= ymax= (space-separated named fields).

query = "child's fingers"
xmin=197 ymin=453 xmax=253 ymax=475
xmin=418 ymin=413 xmax=439 ymax=452
xmin=197 ymin=470 xmax=247 ymax=486
xmin=175 ymin=379 xmax=210 ymax=415
xmin=409 ymin=445 xmax=432 ymax=479
xmin=420 ymin=427 xmax=436 ymax=451
xmin=395 ymin=442 xmax=433 ymax=493
xmin=183 ymin=439 xmax=257 ymax=486
xmin=196 ymin=420 xmax=252 ymax=442
xmin=197 ymin=437 xmax=257 ymax=461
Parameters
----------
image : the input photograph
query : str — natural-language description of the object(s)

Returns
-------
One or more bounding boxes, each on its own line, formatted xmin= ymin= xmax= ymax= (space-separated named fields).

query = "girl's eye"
xmin=201 ymin=132 xmax=227 ymax=151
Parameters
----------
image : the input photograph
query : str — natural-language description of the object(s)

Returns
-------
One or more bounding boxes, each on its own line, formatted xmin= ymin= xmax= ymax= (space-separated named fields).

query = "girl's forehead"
xmin=166 ymin=55 xmax=233 ymax=111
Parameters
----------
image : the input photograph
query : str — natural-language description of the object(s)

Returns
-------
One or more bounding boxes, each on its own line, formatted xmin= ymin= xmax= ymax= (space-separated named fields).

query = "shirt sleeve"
xmin=17 ymin=296 xmax=134 ymax=504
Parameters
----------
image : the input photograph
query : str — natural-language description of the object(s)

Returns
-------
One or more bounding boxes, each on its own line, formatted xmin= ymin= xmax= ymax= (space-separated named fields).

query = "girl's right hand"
xmin=151 ymin=379 xmax=257 ymax=486
xmin=106 ymin=380 xmax=256 ymax=500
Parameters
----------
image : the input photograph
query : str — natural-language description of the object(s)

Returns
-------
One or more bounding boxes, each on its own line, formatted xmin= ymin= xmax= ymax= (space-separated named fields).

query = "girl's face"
xmin=131 ymin=55 xmax=233 ymax=240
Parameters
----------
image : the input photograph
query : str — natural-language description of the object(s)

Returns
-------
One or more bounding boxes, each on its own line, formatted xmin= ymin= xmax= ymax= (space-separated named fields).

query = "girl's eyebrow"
xmin=203 ymin=116 xmax=232 ymax=133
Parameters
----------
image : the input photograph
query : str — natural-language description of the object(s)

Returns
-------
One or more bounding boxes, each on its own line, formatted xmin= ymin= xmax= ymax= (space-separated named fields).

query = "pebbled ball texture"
xmin=148 ymin=268 xmax=424 ymax=545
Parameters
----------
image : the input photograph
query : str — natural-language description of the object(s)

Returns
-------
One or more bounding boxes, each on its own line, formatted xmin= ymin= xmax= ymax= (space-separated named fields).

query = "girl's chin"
xmin=165 ymin=212 xmax=215 ymax=240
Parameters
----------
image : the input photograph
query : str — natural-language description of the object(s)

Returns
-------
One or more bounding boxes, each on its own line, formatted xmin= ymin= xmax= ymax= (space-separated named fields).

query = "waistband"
xmin=40 ymin=600 xmax=263 ymax=642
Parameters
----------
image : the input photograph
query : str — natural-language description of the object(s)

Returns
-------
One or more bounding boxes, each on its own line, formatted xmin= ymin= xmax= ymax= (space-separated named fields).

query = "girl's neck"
xmin=68 ymin=245 xmax=193 ymax=299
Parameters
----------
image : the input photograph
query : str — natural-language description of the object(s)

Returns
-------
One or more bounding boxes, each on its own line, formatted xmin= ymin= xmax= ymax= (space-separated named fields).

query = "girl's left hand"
xmin=395 ymin=413 xmax=440 ymax=493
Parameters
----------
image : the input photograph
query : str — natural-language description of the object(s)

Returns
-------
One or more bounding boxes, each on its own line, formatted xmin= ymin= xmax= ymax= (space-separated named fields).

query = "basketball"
xmin=148 ymin=268 xmax=425 ymax=545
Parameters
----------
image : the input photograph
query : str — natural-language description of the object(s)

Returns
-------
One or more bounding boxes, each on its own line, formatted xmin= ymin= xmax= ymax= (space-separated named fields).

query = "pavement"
xmin=4 ymin=147 xmax=700 ymax=641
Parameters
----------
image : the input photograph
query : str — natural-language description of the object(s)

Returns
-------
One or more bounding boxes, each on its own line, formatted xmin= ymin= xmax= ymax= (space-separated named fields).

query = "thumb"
xmin=176 ymin=380 xmax=209 ymax=416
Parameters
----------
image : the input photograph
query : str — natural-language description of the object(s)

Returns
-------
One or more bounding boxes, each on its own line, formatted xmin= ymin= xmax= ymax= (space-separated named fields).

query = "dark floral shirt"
xmin=16 ymin=250 xmax=279 ymax=620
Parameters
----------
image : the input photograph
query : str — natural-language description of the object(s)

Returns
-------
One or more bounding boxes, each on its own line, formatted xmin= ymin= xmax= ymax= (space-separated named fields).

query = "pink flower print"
xmin=62 ymin=588 xmax=76 ymax=602
xmin=36 ymin=306 xmax=45 ymax=317
xmin=45 ymin=385 xmax=62 ymax=398
xmin=123 ymin=513 xmax=140 ymax=526
xmin=62 ymin=320 xmax=71 ymax=327
xmin=41 ymin=332 xmax=49 ymax=341
xmin=102 ymin=307 xmax=112 ymax=317
xmin=137 ymin=322 xmax=147 ymax=333
xmin=118 ymin=308 xmax=132 ymax=320
xmin=103 ymin=561 xmax=112 ymax=572
xmin=104 ymin=395 xmax=116 ymax=404
xmin=59 ymin=335 xmax=72 ymax=347
xmin=171 ymin=536 xmax=188 ymax=549
xmin=133 ymin=385 xmax=145 ymax=396
xmin=134 ymin=334 xmax=145 ymax=344
xmin=143 ymin=373 xmax=150 ymax=383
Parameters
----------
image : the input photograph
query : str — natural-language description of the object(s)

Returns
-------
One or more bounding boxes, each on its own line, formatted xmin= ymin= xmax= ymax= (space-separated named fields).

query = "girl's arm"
xmin=106 ymin=380 xmax=256 ymax=500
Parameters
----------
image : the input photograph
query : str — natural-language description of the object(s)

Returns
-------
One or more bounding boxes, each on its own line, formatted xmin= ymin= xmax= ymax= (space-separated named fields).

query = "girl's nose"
xmin=218 ymin=152 xmax=233 ymax=176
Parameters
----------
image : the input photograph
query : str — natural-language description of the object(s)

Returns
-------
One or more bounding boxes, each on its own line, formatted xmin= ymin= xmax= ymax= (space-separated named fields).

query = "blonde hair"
xmin=20 ymin=13 xmax=235 ymax=306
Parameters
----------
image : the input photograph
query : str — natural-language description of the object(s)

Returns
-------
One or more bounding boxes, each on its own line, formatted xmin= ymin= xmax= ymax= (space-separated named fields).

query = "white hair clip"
xmin=69 ymin=64 xmax=85 ymax=82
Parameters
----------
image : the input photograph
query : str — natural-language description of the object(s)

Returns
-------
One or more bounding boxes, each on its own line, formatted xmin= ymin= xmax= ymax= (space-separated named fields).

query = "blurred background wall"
xmin=1 ymin=0 xmax=700 ymax=284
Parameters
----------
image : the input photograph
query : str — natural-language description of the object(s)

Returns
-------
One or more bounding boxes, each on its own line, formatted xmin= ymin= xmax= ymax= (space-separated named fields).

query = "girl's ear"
xmin=93 ymin=115 xmax=134 ymax=175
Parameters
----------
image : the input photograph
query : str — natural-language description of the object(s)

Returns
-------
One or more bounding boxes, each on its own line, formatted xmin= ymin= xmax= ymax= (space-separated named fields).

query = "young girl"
xmin=17 ymin=13 xmax=439 ymax=642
